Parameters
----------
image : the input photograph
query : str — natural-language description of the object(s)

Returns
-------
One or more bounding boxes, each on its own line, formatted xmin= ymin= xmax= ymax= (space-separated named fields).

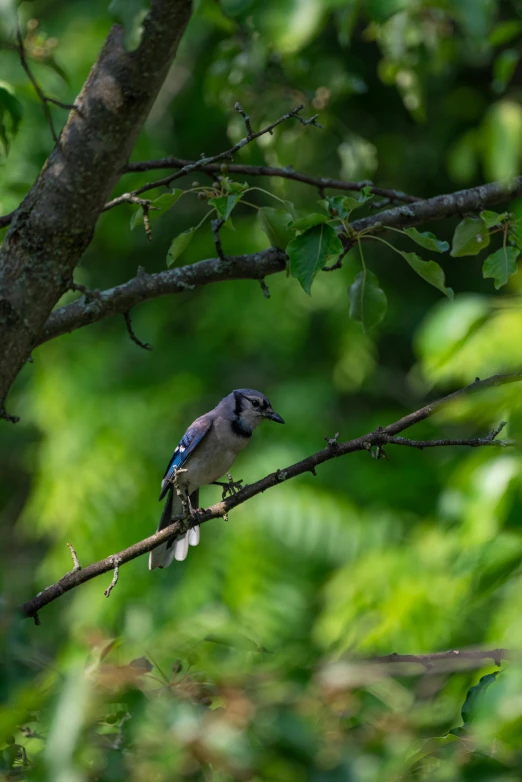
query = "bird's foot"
xmin=220 ymin=473 xmax=244 ymax=499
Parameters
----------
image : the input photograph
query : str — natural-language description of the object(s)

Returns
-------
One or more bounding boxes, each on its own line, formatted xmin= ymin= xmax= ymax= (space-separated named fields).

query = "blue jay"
xmin=149 ymin=389 xmax=285 ymax=569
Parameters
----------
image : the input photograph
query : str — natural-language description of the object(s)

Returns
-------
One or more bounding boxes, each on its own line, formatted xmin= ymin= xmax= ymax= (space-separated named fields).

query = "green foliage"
xmin=450 ymin=672 xmax=500 ymax=735
xmin=480 ymin=209 xmax=508 ymax=229
xmin=287 ymin=223 xmax=343 ymax=294
xmin=0 ymin=85 xmax=22 ymax=155
xmin=324 ymin=187 xmax=374 ymax=219
xmin=166 ymin=226 xmax=197 ymax=266
xmin=401 ymin=251 xmax=454 ymax=298
xmin=402 ymin=227 xmax=450 ymax=254
xmin=451 ymin=217 xmax=491 ymax=257
xmin=258 ymin=207 xmax=294 ymax=249
xmin=291 ymin=212 xmax=329 ymax=233
xmin=4 ymin=0 xmax=522 ymax=780
xmin=482 ymin=246 xmax=520 ymax=289
xmin=130 ymin=191 xmax=184 ymax=230
xmin=208 ymin=194 xmax=241 ymax=221
xmin=348 ymin=268 xmax=387 ymax=331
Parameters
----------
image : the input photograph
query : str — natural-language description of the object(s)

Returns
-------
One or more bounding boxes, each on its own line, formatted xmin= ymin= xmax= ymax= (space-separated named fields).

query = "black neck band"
xmin=231 ymin=417 xmax=252 ymax=438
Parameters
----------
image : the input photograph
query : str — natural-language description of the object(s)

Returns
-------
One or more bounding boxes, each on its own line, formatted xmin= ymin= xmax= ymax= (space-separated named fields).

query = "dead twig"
xmin=123 ymin=311 xmax=152 ymax=351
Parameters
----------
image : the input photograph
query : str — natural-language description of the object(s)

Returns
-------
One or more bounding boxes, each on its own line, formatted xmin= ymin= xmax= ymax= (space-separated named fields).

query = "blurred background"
xmin=2 ymin=0 xmax=522 ymax=779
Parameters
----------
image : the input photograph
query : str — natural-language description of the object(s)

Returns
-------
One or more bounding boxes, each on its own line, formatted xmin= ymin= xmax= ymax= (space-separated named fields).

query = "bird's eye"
xmin=251 ymin=399 xmax=260 ymax=408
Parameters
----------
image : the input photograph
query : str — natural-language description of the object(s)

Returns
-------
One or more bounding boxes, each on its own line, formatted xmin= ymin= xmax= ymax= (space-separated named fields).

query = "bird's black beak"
xmin=265 ymin=408 xmax=285 ymax=424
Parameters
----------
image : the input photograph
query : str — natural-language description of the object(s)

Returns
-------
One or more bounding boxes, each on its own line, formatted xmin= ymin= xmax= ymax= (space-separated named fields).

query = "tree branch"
xmin=19 ymin=371 xmax=522 ymax=621
xmin=123 ymin=157 xmax=421 ymax=204
xmin=39 ymin=175 xmax=522 ymax=346
xmin=102 ymin=104 xmax=320 ymax=212
xmin=366 ymin=648 xmax=509 ymax=670
xmin=0 ymin=0 xmax=192 ymax=415
xmin=38 ymin=249 xmax=286 ymax=345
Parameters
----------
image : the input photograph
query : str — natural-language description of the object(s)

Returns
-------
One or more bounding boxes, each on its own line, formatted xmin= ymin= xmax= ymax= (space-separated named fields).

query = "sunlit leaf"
xmin=166 ymin=227 xmax=196 ymax=266
xmin=461 ymin=672 xmax=499 ymax=726
xmin=130 ymin=190 xmax=183 ymax=229
xmin=287 ymin=223 xmax=343 ymax=294
xmin=489 ymin=19 xmax=522 ymax=46
xmin=482 ymin=100 xmax=522 ymax=180
xmin=401 ymin=251 xmax=454 ymax=298
xmin=348 ymin=269 xmax=387 ymax=332
xmin=482 ymin=246 xmax=520 ymax=288
xmin=258 ymin=207 xmax=295 ymax=249
xmin=451 ymin=217 xmax=490 ymax=256
xmin=402 ymin=227 xmax=449 ymax=253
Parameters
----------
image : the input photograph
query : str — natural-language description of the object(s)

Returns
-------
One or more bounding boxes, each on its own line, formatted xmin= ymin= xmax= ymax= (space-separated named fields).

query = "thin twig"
xmin=211 ymin=218 xmax=226 ymax=260
xmin=19 ymin=371 xmax=522 ymax=620
xmin=123 ymin=311 xmax=152 ymax=351
xmin=103 ymin=104 xmax=318 ymax=212
xmin=104 ymin=556 xmax=122 ymax=598
xmin=259 ymin=279 xmax=270 ymax=298
xmin=0 ymin=400 xmax=20 ymax=424
xmin=0 ymin=210 xmax=17 ymax=230
xmin=13 ymin=23 xmax=80 ymax=145
xmin=16 ymin=25 xmax=58 ymax=142
xmin=234 ymin=101 xmax=253 ymax=138
xmin=69 ymin=280 xmax=101 ymax=303
xmin=66 ymin=542 xmax=81 ymax=574
xmin=123 ymin=158 xmax=421 ymax=204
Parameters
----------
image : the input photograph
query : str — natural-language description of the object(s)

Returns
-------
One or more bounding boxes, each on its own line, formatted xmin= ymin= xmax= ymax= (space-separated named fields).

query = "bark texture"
xmin=0 ymin=0 xmax=192 ymax=410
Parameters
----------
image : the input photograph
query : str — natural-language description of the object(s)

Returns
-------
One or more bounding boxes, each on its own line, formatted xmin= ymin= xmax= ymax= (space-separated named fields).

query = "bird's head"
xmin=231 ymin=388 xmax=285 ymax=432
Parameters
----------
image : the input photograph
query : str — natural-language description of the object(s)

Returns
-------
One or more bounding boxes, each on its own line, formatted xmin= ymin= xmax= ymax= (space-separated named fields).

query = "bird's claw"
xmin=214 ymin=473 xmax=244 ymax=500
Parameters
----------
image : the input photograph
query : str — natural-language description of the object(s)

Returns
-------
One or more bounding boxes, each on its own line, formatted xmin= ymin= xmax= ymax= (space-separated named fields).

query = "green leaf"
xmin=348 ymin=269 xmax=387 ymax=332
xmin=461 ymin=672 xmax=499 ymax=726
xmin=489 ymin=20 xmax=522 ymax=46
xmin=402 ymin=227 xmax=449 ymax=253
xmin=492 ymin=49 xmax=519 ymax=93
xmin=258 ymin=207 xmax=295 ymax=249
xmin=291 ymin=213 xmax=330 ymax=233
xmin=326 ymin=187 xmax=374 ymax=219
xmin=480 ymin=209 xmax=508 ymax=229
xmin=0 ymin=85 xmax=22 ymax=155
xmin=401 ymin=251 xmax=454 ymax=299
xmin=130 ymin=190 xmax=183 ymax=229
xmin=482 ymin=246 xmax=520 ymax=289
xmin=287 ymin=223 xmax=343 ymax=295
xmin=451 ymin=217 xmax=490 ymax=256
xmin=166 ymin=227 xmax=196 ymax=267
xmin=219 ymin=176 xmax=249 ymax=194
xmin=282 ymin=200 xmax=297 ymax=219
xmin=108 ymin=0 xmax=150 ymax=50
xmin=208 ymin=194 xmax=240 ymax=221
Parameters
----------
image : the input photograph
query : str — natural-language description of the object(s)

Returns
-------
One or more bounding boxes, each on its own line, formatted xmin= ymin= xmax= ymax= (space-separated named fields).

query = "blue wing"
xmin=159 ymin=417 xmax=213 ymax=500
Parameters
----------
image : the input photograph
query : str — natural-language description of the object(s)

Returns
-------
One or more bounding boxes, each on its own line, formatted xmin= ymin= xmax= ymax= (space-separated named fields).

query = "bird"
xmin=149 ymin=388 xmax=285 ymax=569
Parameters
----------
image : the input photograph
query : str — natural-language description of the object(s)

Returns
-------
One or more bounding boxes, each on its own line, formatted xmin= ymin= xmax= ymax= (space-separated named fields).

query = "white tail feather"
xmin=149 ymin=490 xmax=202 ymax=569
xmin=173 ymin=531 xmax=190 ymax=561
xmin=189 ymin=525 xmax=200 ymax=546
